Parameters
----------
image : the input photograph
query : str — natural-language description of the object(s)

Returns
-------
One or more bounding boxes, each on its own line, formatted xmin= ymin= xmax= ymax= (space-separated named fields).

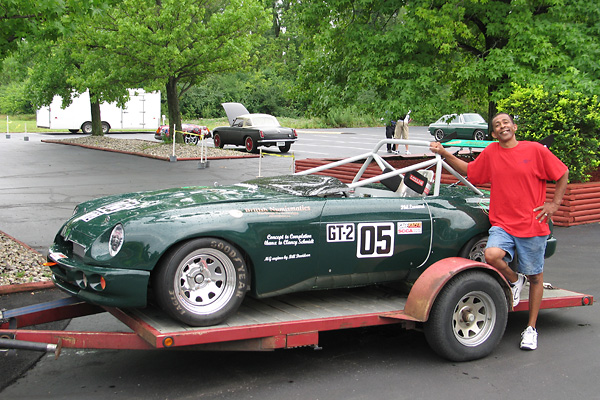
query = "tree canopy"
xmin=291 ymin=0 xmax=600 ymax=122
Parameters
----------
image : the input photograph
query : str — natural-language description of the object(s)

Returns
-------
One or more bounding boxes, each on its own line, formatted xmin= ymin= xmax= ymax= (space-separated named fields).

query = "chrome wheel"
xmin=434 ymin=129 xmax=445 ymax=141
xmin=174 ymin=248 xmax=237 ymax=315
xmin=452 ymin=290 xmax=496 ymax=347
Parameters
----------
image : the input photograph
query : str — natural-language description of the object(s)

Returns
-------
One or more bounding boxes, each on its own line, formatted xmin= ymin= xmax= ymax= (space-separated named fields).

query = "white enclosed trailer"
xmin=36 ymin=89 xmax=161 ymax=134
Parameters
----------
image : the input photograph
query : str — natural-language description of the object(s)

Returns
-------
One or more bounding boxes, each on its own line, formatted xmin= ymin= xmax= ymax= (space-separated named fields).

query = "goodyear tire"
xmin=424 ymin=271 xmax=507 ymax=361
xmin=154 ymin=238 xmax=248 ymax=326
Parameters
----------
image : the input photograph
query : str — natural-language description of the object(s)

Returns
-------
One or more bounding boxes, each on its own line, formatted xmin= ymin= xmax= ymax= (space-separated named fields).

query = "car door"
xmin=314 ymin=194 xmax=433 ymax=289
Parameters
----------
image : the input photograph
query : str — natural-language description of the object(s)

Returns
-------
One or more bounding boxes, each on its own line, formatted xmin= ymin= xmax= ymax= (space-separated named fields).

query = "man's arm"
xmin=534 ymin=170 xmax=569 ymax=223
xmin=429 ymin=142 xmax=469 ymax=176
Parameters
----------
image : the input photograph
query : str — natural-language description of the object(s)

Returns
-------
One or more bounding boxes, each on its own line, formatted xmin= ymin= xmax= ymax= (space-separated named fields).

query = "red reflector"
xmin=583 ymin=296 xmax=592 ymax=306
xmin=44 ymin=262 xmax=57 ymax=267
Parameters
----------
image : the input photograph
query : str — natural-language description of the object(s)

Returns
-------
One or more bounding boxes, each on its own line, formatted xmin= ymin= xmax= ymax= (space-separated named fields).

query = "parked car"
xmin=46 ymin=139 xmax=556 ymax=329
xmin=211 ymin=103 xmax=297 ymax=153
xmin=155 ymin=124 xmax=211 ymax=145
xmin=428 ymin=113 xmax=490 ymax=141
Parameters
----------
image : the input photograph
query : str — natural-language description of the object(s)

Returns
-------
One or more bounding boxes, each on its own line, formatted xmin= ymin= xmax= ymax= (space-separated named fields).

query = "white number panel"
xmin=356 ymin=222 xmax=395 ymax=258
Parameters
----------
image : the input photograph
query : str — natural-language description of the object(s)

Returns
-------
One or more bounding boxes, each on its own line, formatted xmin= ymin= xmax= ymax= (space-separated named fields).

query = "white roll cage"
xmin=294 ymin=139 xmax=484 ymax=197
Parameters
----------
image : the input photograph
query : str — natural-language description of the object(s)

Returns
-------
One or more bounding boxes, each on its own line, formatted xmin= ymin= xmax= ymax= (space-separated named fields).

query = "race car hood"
xmin=61 ymin=175 xmax=346 ymax=241
xmin=222 ymin=102 xmax=250 ymax=125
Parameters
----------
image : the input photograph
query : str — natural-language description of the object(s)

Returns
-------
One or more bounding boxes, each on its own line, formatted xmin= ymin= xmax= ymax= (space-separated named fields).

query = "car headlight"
xmin=109 ymin=224 xmax=125 ymax=257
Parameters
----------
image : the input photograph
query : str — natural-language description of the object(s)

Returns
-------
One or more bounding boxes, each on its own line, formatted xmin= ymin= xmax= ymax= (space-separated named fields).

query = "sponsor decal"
xmin=49 ymin=252 xmax=68 ymax=262
xmin=243 ymin=205 xmax=311 ymax=217
xmin=77 ymin=199 xmax=141 ymax=222
xmin=264 ymin=253 xmax=311 ymax=262
xmin=263 ymin=233 xmax=315 ymax=246
xmin=397 ymin=221 xmax=423 ymax=235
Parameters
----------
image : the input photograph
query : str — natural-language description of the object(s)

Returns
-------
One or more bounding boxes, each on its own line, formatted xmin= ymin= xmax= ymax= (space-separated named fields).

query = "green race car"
xmin=47 ymin=139 xmax=555 ymax=327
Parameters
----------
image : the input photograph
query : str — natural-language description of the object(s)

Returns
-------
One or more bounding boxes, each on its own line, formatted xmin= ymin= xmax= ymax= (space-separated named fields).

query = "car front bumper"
xmin=48 ymin=252 xmax=150 ymax=308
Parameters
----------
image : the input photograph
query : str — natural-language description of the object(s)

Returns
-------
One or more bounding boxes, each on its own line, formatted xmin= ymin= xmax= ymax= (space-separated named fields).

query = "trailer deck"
xmin=0 ymin=284 xmax=592 ymax=356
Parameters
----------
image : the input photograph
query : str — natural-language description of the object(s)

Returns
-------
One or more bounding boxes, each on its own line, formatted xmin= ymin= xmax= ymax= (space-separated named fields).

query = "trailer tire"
xmin=153 ymin=238 xmax=248 ymax=327
xmin=424 ymin=270 xmax=507 ymax=361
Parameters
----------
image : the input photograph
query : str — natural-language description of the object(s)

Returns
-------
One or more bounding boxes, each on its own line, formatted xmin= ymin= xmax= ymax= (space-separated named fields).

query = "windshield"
xmin=249 ymin=116 xmax=280 ymax=127
xmin=462 ymin=114 xmax=486 ymax=123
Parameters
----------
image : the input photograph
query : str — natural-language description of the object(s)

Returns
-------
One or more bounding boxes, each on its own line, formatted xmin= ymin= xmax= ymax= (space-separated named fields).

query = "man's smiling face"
xmin=491 ymin=113 xmax=517 ymax=146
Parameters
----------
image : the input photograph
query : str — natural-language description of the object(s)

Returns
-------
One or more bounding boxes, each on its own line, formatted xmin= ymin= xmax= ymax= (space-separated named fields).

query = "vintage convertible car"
xmin=428 ymin=113 xmax=490 ymax=141
xmin=211 ymin=103 xmax=297 ymax=153
xmin=47 ymin=139 xmax=556 ymax=327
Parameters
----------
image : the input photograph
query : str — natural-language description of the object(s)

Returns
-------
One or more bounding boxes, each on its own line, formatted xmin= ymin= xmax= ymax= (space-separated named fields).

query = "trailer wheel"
xmin=101 ymin=122 xmax=110 ymax=134
xmin=424 ymin=271 xmax=507 ymax=361
xmin=153 ymin=238 xmax=248 ymax=327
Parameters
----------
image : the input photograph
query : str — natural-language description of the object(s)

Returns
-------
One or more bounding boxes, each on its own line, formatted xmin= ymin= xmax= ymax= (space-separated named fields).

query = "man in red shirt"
xmin=430 ymin=112 xmax=569 ymax=350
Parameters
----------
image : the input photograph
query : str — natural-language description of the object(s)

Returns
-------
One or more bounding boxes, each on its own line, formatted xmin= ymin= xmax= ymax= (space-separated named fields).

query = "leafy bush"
xmin=498 ymin=85 xmax=600 ymax=183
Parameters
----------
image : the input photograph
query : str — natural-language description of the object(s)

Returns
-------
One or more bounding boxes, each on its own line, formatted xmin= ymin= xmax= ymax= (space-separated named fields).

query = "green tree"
xmin=86 ymin=0 xmax=271 ymax=140
xmin=498 ymin=85 xmax=600 ymax=183
xmin=0 ymin=0 xmax=112 ymax=59
xmin=411 ymin=0 xmax=600 ymax=117
xmin=291 ymin=0 xmax=600 ymax=122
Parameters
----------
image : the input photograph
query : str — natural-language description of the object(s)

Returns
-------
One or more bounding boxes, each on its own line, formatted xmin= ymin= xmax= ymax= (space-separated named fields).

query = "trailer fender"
xmin=403 ymin=257 xmax=511 ymax=322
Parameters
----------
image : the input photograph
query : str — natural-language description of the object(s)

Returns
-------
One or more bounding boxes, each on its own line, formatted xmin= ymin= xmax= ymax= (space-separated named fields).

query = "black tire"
xmin=184 ymin=134 xmax=199 ymax=145
xmin=101 ymin=122 xmax=110 ymax=134
xmin=81 ymin=122 xmax=93 ymax=134
xmin=153 ymin=238 xmax=249 ymax=326
xmin=460 ymin=235 xmax=519 ymax=271
xmin=434 ymin=129 xmax=445 ymax=141
xmin=278 ymin=142 xmax=291 ymax=153
xmin=68 ymin=129 xmax=79 ymax=133
xmin=424 ymin=271 xmax=508 ymax=361
xmin=244 ymin=136 xmax=258 ymax=153
xmin=459 ymin=235 xmax=487 ymax=262
xmin=213 ymin=133 xmax=223 ymax=148
xmin=473 ymin=130 xmax=486 ymax=141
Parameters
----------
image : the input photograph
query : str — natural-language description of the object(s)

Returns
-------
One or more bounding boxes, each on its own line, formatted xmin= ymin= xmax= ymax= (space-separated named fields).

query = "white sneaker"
xmin=405 ymin=150 xmax=411 ymax=155
xmin=520 ymin=326 xmax=538 ymax=350
xmin=511 ymin=273 xmax=527 ymax=307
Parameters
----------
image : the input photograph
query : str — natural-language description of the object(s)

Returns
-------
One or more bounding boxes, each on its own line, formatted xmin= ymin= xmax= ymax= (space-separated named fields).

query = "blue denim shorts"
xmin=486 ymin=226 xmax=548 ymax=276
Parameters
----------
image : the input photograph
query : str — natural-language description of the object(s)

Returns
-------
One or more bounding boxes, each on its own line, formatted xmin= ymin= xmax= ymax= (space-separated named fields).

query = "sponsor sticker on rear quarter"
xmin=397 ymin=221 xmax=422 ymax=235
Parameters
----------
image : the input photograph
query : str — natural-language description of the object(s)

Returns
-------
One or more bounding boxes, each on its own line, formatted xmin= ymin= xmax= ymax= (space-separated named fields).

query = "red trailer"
xmin=1 ymin=258 xmax=593 ymax=362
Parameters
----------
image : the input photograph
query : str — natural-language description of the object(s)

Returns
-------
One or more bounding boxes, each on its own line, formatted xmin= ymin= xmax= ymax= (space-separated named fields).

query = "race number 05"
xmin=357 ymin=222 xmax=394 ymax=258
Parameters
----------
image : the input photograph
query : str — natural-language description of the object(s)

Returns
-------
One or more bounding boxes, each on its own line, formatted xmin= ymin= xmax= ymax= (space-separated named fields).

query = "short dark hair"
xmin=491 ymin=112 xmax=514 ymax=124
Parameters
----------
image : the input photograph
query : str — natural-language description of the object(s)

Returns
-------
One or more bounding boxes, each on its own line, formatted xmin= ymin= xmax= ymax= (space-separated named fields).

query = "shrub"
xmin=498 ymin=85 xmax=600 ymax=183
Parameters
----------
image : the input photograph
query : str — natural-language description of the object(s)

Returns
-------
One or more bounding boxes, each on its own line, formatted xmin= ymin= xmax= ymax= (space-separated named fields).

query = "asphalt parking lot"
xmin=1 ymin=131 xmax=599 ymax=399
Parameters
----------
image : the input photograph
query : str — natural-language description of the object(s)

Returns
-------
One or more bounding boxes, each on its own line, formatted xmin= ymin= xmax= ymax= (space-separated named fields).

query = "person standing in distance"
xmin=429 ymin=112 xmax=569 ymax=351
xmin=394 ymin=110 xmax=412 ymax=154
xmin=382 ymin=111 xmax=397 ymax=153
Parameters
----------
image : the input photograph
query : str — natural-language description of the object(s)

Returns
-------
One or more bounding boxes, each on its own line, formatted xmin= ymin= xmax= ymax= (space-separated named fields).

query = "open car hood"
xmin=222 ymin=102 xmax=250 ymax=125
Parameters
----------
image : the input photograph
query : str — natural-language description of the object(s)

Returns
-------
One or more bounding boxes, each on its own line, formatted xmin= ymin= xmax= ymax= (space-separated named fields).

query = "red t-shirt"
xmin=467 ymin=141 xmax=568 ymax=237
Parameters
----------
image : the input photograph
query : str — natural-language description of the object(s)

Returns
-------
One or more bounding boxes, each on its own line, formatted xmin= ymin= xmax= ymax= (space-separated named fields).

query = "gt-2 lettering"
xmin=327 ymin=223 xmax=355 ymax=242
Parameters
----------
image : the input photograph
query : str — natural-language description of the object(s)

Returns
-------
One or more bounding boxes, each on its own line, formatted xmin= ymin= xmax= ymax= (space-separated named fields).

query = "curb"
xmin=0 ymin=281 xmax=55 ymax=295
xmin=41 ymin=139 xmax=261 ymax=161
xmin=0 ymin=230 xmax=53 ymax=295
